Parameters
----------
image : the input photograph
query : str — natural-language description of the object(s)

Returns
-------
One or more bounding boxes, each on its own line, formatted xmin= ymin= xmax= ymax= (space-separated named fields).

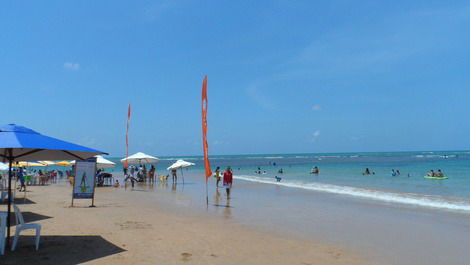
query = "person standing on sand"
xmin=172 ymin=169 xmax=177 ymax=183
xmin=214 ymin=167 xmax=221 ymax=188
xmin=223 ymin=166 xmax=233 ymax=198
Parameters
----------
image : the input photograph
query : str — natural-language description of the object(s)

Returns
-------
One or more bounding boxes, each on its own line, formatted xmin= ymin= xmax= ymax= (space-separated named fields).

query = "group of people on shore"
xmin=124 ymin=164 xmax=156 ymax=186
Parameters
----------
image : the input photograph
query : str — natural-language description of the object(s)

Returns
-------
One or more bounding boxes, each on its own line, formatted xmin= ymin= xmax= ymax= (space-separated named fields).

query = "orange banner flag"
xmin=202 ymin=76 xmax=212 ymax=182
xmin=124 ymin=104 xmax=131 ymax=169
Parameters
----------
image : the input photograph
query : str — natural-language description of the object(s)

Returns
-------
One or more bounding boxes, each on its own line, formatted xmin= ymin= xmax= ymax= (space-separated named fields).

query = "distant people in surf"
xmin=362 ymin=168 xmax=375 ymax=175
xmin=278 ymin=168 xmax=284 ymax=174
xmin=427 ymin=169 xmax=444 ymax=177
xmin=310 ymin=166 xmax=319 ymax=174
xmin=275 ymin=176 xmax=282 ymax=182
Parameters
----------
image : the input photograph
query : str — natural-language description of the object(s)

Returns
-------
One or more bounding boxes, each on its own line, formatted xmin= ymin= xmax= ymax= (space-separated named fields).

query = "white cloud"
xmin=246 ymin=83 xmax=275 ymax=110
xmin=312 ymin=104 xmax=321 ymax=111
xmin=64 ymin=62 xmax=80 ymax=71
xmin=311 ymin=130 xmax=321 ymax=142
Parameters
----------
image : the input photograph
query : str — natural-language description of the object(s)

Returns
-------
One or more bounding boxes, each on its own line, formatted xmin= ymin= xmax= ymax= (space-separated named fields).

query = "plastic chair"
xmin=0 ymin=213 xmax=6 ymax=255
xmin=11 ymin=204 xmax=41 ymax=251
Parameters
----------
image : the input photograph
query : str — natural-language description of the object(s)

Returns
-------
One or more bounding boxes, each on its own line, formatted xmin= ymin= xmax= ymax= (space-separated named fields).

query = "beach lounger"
xmin=11 ymin=204 xmax=41 ymax=251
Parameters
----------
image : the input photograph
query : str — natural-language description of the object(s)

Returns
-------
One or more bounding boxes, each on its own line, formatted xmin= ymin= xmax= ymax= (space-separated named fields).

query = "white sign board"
xmin=73 ymin=159 xmax=96 ymax=199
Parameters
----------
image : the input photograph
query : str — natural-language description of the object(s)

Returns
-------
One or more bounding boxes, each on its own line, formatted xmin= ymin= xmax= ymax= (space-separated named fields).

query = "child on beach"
xmin=214 ymin=167 xmax=221 ymax=187
xmin=114 ymin=180 xmax=120 ymax=188
xmin=223 ymin=167 xmax=233 ymax=198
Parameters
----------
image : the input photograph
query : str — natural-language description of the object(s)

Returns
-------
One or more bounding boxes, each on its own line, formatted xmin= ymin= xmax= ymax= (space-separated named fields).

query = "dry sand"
xmin=1 ymin=184 xmax=371 ymax=265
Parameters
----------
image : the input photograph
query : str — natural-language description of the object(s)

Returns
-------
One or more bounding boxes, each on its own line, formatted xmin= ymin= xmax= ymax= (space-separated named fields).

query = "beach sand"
xmin=1 ymin=182 xmax=370 ymax=265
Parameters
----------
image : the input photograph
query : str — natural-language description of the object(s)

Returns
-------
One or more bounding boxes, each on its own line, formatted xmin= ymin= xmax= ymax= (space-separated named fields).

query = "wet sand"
xmin=1 ymin=181 xmax=370 ymax=265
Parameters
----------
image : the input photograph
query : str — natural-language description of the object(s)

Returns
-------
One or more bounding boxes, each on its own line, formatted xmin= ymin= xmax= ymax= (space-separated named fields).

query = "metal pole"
xmin=206 ymin=179 xmax=209 ymax=206
xmin=7 ymin=148 xmax=13 ymax=247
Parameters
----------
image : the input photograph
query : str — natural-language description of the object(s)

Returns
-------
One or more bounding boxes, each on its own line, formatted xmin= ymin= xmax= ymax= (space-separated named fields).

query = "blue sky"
xmin=1 ymin=1 xmax=470 ymax=156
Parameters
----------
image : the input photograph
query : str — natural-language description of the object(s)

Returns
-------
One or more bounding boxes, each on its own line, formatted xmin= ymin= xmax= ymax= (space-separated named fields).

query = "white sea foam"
xmin=234 ymin=175 xmax=470 ymax=213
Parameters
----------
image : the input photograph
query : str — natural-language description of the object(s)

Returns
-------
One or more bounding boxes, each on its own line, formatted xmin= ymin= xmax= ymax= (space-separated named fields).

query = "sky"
xmin=1 ymin=0 xmax=470 ymax=156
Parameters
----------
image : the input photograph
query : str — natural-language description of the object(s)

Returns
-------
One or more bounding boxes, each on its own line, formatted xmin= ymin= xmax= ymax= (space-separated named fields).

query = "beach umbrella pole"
xmin=180 ymin=168 xmax=185 ymax=184
xmin=6 ymin=148 xmax=13 ymax=248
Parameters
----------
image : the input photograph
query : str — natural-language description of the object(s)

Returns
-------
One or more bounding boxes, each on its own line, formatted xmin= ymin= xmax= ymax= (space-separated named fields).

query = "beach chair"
xmin=11 ymin=204 xmax=41 ymax=251
xmin=0 ymin=212 xmax=6 ymax=255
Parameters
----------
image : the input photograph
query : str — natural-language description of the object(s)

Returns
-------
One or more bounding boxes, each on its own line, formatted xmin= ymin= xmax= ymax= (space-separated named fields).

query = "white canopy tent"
xmin=0 ymin=162 xmax=8 ymax=171
xmin=120 ymin=152 xmax=159 ymax=164
xmin=71 ymin=155 xmax=116 ymax=168
xmin=167 ymin=160 xmax=195 ymax=184
xmin=38 ymin=161 xmax=56 ymax=166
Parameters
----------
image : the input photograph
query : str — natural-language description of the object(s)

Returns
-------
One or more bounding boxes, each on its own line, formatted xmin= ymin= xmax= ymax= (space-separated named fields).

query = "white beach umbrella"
xmin=120 ymin=152 xmax=159 ymax=164
xmin=167 ymin=160 xmax=195 ymax=170
xmin=71 ymin=155 xmax=116 ymax=168
xmin=0 ymin=162 xmax=9 ymax=171
xmin=38 ymin=161 xmax=56 ymax=166
xmin=167 ymin=160 xmax=195 ymax=184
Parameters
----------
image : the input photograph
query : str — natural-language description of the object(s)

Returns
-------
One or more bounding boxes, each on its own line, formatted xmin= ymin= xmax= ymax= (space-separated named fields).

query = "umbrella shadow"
xmin=2 ymin=235 xmax=126 ymax=265
xmin=0 ymin=198 xmax=36 ymax=205
xmin=7 ymin=211 xmax=52 ymax=226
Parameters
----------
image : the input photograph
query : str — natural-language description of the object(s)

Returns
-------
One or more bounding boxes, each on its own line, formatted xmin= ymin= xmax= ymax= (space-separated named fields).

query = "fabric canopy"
xmin=0 ymin=162 xmax=8 ymax=171
xmin=120 ymin=152 xmax=159 ymax=164
xmin=71 ymin=155 xmax=116 ymax=168
xmin=167 ymin=160 xmax=195 ymax=170
xmin=38 ymin=160 xmax=56 ymax=166
xmin=0 ymin=124 xmax=106 ymax=161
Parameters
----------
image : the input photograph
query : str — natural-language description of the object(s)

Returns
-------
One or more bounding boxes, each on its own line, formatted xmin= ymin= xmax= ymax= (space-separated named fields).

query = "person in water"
xmin=436 ymin=169 xmax=444 ymax=177
xmin=223 ymin=166 xmax=233 ymax=198
xmin=278 ymin=168 xmax=284 ymax=174
xmin=427 ymin=169 xmax=435 ymax=177
xmin=396 ymin=169 xmax=401 ymax=176
xmin=310 ymin=166 xmax=319 ymax=174
xmin=363 ymin=168 xmax=371 ymax=175
xmin=391 ymin=169 xmax=396 ymax=176
xmin=214 ymin=166 xmax=221 ymax=187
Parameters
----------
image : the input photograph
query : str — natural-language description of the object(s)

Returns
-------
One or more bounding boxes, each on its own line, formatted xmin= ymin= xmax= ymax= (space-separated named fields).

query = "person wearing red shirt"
xmin=223 ymin=166 xmax=233 ymax=198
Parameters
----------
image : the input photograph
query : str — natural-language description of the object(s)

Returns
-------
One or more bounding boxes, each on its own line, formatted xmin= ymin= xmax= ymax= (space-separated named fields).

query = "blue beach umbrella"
xmin=0 ymin=124 xmax=107 ymax=248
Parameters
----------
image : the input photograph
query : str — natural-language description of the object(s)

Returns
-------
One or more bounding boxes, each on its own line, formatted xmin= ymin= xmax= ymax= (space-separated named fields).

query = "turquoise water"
xmin=89 ymin=151 xmax=470 ymax=212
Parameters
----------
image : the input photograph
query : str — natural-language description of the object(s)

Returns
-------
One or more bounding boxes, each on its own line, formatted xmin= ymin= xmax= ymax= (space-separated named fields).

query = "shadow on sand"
xmin=7 ymin=211 xmax=53 ymax=225
xmin=0 ymin=198 xmax=36 ymax=205
xmin=2 ymin=235 xmax=126 ymax=265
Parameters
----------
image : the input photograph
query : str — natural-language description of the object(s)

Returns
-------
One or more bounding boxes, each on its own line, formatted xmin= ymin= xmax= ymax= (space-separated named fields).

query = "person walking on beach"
xmin=214 ymin=166 xmax=221 ymax=188
xmin=18 ymin=167 xmax=26 ymax=192
xmin=223 ymin=166 xmax=233 ymax=198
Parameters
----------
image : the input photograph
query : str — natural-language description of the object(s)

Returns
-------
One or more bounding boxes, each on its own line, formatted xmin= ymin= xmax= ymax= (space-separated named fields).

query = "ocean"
xmin=106 ymin=151 xmax=470 ymax=213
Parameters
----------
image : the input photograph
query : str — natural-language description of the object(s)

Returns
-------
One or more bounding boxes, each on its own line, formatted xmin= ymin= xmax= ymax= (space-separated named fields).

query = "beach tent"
xmin=0 ymin=124 xmax=106 ymax=248
xmin=120 ymin=152 xmax=159 ymax=164
xmin=0 ymin=162 xmax=8 ymax=171
xmin=11 ymin=161 xmax=46 ymax=167
xmin=38 ymin=161 xmax=56 ymax=166
xmin=71 ymin=155 xmax=116 ymax=168
xmin=56 ymin=160 xmax=73 ymax=166
xmin=167 ymin=160 xmax=195 ymax=184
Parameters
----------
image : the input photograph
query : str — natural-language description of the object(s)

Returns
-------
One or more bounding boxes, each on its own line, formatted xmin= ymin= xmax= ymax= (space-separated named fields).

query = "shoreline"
xmin=1 ymin=181 xmax=371 ymax=265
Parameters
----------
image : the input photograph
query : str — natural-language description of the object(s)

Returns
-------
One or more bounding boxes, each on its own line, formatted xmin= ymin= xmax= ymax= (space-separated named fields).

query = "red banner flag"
xmin=124 ymin=104 xmax=131 ymax=169
xmin=202 ymin=76 xmax=212 ymax=182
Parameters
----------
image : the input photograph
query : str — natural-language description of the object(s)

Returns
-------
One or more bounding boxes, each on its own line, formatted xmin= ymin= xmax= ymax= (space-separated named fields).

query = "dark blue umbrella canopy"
xmin=0 ymin=124 xmax=106 ymax=161
xmin=0 ymin=124 xmax=107 ymax=248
